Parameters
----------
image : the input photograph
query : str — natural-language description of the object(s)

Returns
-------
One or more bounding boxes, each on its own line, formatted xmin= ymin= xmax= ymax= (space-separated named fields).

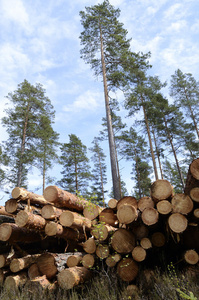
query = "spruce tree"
xmin=57 ymin=134 xmax=92 ymax=196
xmin=79 ymin=0 xmax=132 ymax=199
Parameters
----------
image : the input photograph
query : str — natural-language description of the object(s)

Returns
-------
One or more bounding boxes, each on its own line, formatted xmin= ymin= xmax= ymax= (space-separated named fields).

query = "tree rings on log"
xmin=99 ymin=208 xmax=118 ymax=227
xmin=117 ymin=196 xmax=138 ymax=210
xmin=105 ymin=254 xmax=121 ymax=267
xmin=141 ymin=208 xmax=159 ymax=226
xmin=91 ymin=223 xmax=116 ymax=241
xmin=41 ymin=205 xmax=63 ymax=220
xmin=81 ymin=254 xmax=95 ymax=268
xmin=150 ymin=179 xmax=173 ymax=202
xmin=138 ymin=196 xmax=154 ymax=212
xmin=184 ymin=249 xmax=199 ymax=265
xmin=171 ymin=194 xmax=193 ymax=215
xmin=82 ymin=237 xmax=96 ymax=254
xmin=168 ymin=213 xmax=188 ymax=233
xmin=132 ymin=246 xmax=146 ymax=262
xmin=190 ymin=187 xmax=199 ymax=203
xmin=108 ymin=198 xmax=118 ymax=209
xmin=95 ymin=244 xmax=109 ymax=259
xmin=57 ymin=266 xmax=91 ymax=290
xmin=111 ymin=228 xmax=136 ymax=254
xmin=117 ymin=258 xmax=139 ymax=282
xmin=37 ymin=253 xmax=57 ymax=279
xmin=151 ymin=232 xmax=166 ymax=247
xmin=140 ymin=238 xmax=152 ymax=250
xmin=83 ymin=203 xmax=102 ymax=221
xmin=15 ymin=211 xmax=46 ymax=230
xmin=156 ymin=200 xmax=172 ymax=215
xmin=60 ymin=210 xmax=91 ymax=230
xmin=117 ymin=204 xmax=138 ymax=224
xmin=66 ymin=253 xmax=83 ymax=268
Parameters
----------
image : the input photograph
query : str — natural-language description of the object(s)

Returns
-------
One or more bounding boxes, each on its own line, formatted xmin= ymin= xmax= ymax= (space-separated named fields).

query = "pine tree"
xmin=79 ymin=0 xmax=132 ymax=199
xmin=170 ymin=69 xmax=199 ymax=139
xmin=34 ymin=115 xmax=60 ymax=193
xmin=57 ymin=134 xmax=92 ymax=196
xmin=1 ymin=79 xmax=55 ymax=189
xmin=89 ymin=137 xmax=107 ymax=206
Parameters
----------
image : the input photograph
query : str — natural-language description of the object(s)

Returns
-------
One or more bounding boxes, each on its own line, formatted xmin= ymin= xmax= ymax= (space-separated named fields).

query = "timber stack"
xmin=0 ymin=158 xmax=198 ymax=291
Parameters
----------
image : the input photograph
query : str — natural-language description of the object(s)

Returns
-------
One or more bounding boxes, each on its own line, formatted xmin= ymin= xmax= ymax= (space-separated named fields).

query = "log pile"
xmin=0 ymin=159 xmax=198 ymax=291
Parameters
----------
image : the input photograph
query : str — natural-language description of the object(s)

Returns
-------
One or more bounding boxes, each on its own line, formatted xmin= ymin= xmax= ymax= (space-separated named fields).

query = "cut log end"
xmin=132 ymin=246 xmax=146 ymax=262
xmin=190 ymin=187 xmax=199 ymax=203
xmin=57 ymin=267 xmax=91 ymax=290
xmin=184 ymin=249 xmax=199 ymax=265
xmin=141 ymin=207 xmax=159 ymax=226
xmin=156 ymin=200 xmax=172 ymax=215
xmin=117 ymin=204 xmax=138 ymax=224
xmin=117 ymin=258 xmax=139 ymax=282
xmin=168 ymin=213 xmax=188 ymax=233
xmin=151 ymin=179 xmax=173 ymax=202
xmin=43 ymin=186 xmax=58 ymax=202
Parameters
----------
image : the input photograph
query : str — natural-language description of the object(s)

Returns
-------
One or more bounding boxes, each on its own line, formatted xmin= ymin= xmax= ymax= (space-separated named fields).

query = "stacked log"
xmin=0 ymin=159 xmax=198 ymax=292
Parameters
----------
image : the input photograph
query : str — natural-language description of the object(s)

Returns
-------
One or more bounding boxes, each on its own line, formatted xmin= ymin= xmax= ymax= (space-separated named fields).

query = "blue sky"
xmin=0 ymin=0 xmax=199 ymax=204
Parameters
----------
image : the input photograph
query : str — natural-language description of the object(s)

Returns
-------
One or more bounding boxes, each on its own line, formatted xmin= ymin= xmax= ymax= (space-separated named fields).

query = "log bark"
xmin=91 ymin=223 xmax=116 ymax=242
xmin=151 ymin=232 xmax=166 ymax=247
xmin=138 ymin=196 xmax=154 ymax=212
xmin=15 ymin=211 xmax=46 ymax=230
xmin=99 ymin=208 xmax=118 ymax=227
xmin=0 ymin=251 xmax=16 ymax=268
xmin=132 ymin=246 xmax=146 ymax=262
xmin=4 ymin=272 xmax=27 ymax=291
xmin=45 ymin=222 xmax=85 ymax=242
xmin=117 ymin=196 xmax=138 ymax=210
xmin=150 ymin=179 xmax=173 ymax=202
xmin=57 ymin=266 xmax=91 ymax=290
xmin=81 ymin=254 xmax=95 ymax=269
xmin=12 ymin=187 xmax=49 ymax=206
xmin=59 ymin=210 xmax=91 ymax=231
xmin=111 ymin=228 xmax=136 ymax=254
xmin=10 ymin=254 xmax=41 ymax=273
xmin=43 ymin=185 xmax=88 ymax=211
xmin=83 ymin=203 xmax=102 ymax=220
xmin=117 ymin=258 xmax=139 ymax=282
xmin=95 ymin=244 xmax=109 ymax=259
xmin=156 ymin=200 xmax=172 ymax=215
xmin=25 ymin=275 xmax=55 ymax=290
xmin=0 ymin=223 xmax=41 ymax=243
xmin=0 ymin=215 xmax=15 ymax=224
xmin=82 ymin=237 xmax=96 ymax=254
xmin=171 ymin=193 xmax=193 ymax=215
xmin=184 ymin=249 xmax=199 ymax=265
xmin=108 ymin=198 xmax=118 ymax=209
xmin=41 ymin=205 xmax=63 ymax=220
xmin=141 ymin=207 xmax=159 ymax=226
xmin=117 ymin=204 xmax=138 ymax=224
xmin=0 ymin=206 xmax=13 ymax=217
xmin=168 ymin=213 xmax=188 ymax=233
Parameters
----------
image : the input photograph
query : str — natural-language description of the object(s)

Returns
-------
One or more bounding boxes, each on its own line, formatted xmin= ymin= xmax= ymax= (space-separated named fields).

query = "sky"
xmin=0 ymin=0 xmax=199 ymax=204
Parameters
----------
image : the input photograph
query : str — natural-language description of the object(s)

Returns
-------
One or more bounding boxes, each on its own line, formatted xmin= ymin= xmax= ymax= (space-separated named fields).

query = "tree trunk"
xmin=57 ymin=266 xmax=91 ymax=290
xmin=152 ymin=126 xmax=164 ymax=179
xmin=99 ymin=24 xmax=120 ymax=200
xmin=43 ymin=185 xmax=88 ymax=211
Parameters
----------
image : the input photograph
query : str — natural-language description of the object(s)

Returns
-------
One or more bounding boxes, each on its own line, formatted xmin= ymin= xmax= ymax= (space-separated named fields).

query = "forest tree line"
xmin=0 ymin=0 xmax=198 ymax=204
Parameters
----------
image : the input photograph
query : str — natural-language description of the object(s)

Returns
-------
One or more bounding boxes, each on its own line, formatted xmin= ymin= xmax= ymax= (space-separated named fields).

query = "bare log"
xmin=10 ymin=254 xmax=41 ymax=273
xmin=99 ymin=208 xmax=118 ymax=227
xmin=156 ymin=200 xmax=172 ymax=215
xmin=57 ymin=266 xmax=91 ymax=290
xmin=151 ymin=232 xmax=166 ymax=247
xmin=141 ymin=207 xmax=159 ymax=226
xmin=91 ymin=223 xmax=116 ymax=242
xmin=150 ymin=179 xmax=173 ymax=202
xmin=45 ymin=222 xmax=85 ymax=242
xmin=0 ymin=223 xmax=41 ymax=243
xmin=140 ymin=237 xmax=152 ymax=250
xmin=117 ymin=258 xmax=139 ymax=282
xmin=132 ymin=246 xmax=146 ymax=262
xmin=12 ymin=187 xmax=49 ymax=206
xmin=117 ymin=196 xmax=138 ymax=210
xmin=95 ymin=244 xmax=109 ymax=259
xmin=82 ymin=237 xmax=96 ymax=254
xmin=117 ymin=204 xmax=138 ymax=224
xmin=81 ymin=254 xmax=95 ymax=269
xmin=43 ymin=185 xmax=88 ymax=211
xmin=108 ymin=198 xmax=118 ymax=209
xmin=168 ymin=213 xmax=188 ymax=233
xmin=4 ymin=272 xmax=28 ymax=291
xmin=59 ymin=210 xmax=91 ymax=231
xmin=15 ymin=211 xmax=46 ymax=230
xmin=171 ymin=194 xmax=193 ymax=215
xmin=138 ymin=196 xmax=154 ymax=212
xmin=111 ymin=228 xmax=136 ymax=254
xmin=41 ymin=205 xmax=63 ymax=220
xmin=184 ymin=249 xmax=199 ymax=265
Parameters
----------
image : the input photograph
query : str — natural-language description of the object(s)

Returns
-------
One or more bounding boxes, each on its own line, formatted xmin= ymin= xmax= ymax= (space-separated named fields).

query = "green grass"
xmin=0 ymin=265 xmax=198 ymax=300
